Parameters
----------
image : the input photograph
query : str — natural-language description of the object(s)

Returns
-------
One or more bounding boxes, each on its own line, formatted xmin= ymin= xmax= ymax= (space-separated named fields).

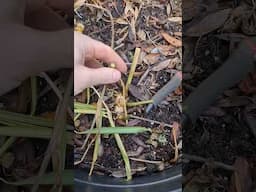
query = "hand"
xmin=74 ymin=32 xmax=127 ymax=95
xmin=0 ymin=0 xmax=73 ymax=96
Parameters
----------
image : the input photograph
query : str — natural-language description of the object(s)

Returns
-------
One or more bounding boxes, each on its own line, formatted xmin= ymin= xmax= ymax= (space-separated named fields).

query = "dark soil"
xmin=183 ymin=0 xmax=256 ymax=190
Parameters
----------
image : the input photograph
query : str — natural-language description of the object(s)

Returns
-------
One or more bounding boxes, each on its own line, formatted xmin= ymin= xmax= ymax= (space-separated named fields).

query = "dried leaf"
xmin=124 ymin=1 xmax=134 ymax=15
xmin=174 ymin=32 xmax=182 ymax=37
xmin=168 ymin=17 xmax=182 ymax=24
xmin=128 ymin=84 xmax=151 ymax=100
xmin=116 ymin=31 xmax=129 ymax=44
xmin=184 ymin=9 xmax=231 ymax=36
xmin=143 ymin=53 xmax=161 ymax=65
xmin=134 ymin=6 xmax=139 ymax=21
xmin=130 ymin=19 xmax=137 ymax=40
xmin=171 ymin=121 xmax=180 ymax=141
xmin=137 ymin=29 xmax=146 ymax=41
xmin=161 ymin=32 xmax=182 ymax=47
xmin=168 ymin=57 xmax=181 ymax=69
xmin=166 ymin=4 xmax=171 ymax=16
xmin=115 ymin=18 xmax=129 ymax=25
xmin=152 ymin=59 xmax=171 ymax=71
xmin=144 ymin=45 xmax=176 ymax=56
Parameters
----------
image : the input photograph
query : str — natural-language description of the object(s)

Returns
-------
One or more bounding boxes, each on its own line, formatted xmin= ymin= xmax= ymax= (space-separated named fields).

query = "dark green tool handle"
xmin=146 ymin=71 xmax=182 ymax=113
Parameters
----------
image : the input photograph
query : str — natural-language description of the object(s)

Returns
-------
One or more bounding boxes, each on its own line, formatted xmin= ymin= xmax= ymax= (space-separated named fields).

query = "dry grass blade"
xmin=74 ymin=135 xmax=97 ymax=166
xmin=76 ymin=126 xmax=151 ymax=134
xmin=120 ymin=79 xmax=128 ymax=124
xmin=127 ymin=100 xmax=153 ymax=107
xmin=129 ymin=157 xmax=163 ymax=164
xmin=129 ymin=115 xmax=173 ymax=128
xmin=89 ymin=86 xmax=105 ymax=175
xmin=0 ymin=126 xmax=72 ymax=144
xmin=0 ymin=137 xmax=16 ymax=157
xmin=74 ymin=0 xmax=85 ymax=10
xmin=125 ymin=48 xmax=141 ymax=95
xmin=91 ymin=87 xmax=132 ymax=180
xmin=170 ymin=122 xmax=179 ymax=163
xmin=86 ymin=88 xmax=90 ymax=104
xmin=31 ymin=72 xmax=73 ymax=192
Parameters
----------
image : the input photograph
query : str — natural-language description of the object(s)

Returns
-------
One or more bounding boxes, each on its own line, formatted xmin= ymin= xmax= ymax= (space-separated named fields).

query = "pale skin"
xmin=74 ymin=32 xmax=127 ymax=95
xmin=0 ymin=0 xmax=126 ymax=96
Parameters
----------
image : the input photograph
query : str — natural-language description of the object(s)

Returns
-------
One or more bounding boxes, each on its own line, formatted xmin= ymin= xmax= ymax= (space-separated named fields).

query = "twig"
xmin=114 ymin=43 xmax=124 ymax=51
xmin=89 ymin=25 xmax=112 ymax=36
xmin=74 ymin=135 xmax=97 ymax=165
xmin=170 ymin=123 xmax=178 ymax=163
xmin=129 ymin=157 xmax=162 ymax=164
xmin=129 ymin=115 xmax=173 ymax=128
xmin=74 ymin=117 xmax=96 ymax=165
xmin=131 ymin=136 xmax=148 ymax=148
xmin=137 ymin=67 xmax=151 ymax=85
xmin=80 ymin=116 xmax=96 ymax=150
xmin=127 ymin=100 xmax=153 ymax=107
xmin=127 ymin=146 xmax=144 ymax=157
xmin=183 ymin=154 xmax=235 ymax=171
xmin=119 ymin=79 xmax=128 ymax=124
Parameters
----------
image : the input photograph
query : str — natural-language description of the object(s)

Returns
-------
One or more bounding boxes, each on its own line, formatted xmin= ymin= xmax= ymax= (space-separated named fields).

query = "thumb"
xmin=74 ymin=66 xmax=121 ymax=95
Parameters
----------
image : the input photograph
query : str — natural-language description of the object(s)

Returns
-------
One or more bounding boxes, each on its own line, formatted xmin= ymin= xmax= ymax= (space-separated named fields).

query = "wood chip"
xmin=161 ymin=32 xmax=182 ymax=47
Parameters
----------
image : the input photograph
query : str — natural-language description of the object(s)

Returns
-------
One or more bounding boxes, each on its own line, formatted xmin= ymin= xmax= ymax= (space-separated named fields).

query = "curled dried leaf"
xmin=161 ymin=32 xmax=182 ymax=47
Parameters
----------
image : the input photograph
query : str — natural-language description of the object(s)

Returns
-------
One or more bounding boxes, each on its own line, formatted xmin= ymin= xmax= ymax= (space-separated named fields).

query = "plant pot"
xmin=75 ymin=164 xmax=182 ymax=192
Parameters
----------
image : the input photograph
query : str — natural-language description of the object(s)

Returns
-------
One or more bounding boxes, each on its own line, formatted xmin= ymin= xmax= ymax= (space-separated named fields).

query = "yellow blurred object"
xmin=109 ymin=63 xmax=116 ymax=68
xmin=74 ymin=0 xmax=85 ymax=10
xmin=114 ymin=94 xmax=126 ymax=120
xmin=75 ymin=23 xmax=85 ymax=33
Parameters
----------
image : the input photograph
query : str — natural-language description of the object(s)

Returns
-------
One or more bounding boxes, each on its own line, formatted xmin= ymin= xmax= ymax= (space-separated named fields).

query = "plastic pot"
xmin=75 ymin=164 xmax=182 ymax=192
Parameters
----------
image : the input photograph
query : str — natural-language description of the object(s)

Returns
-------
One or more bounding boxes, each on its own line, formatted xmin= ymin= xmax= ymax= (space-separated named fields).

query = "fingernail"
xmin=112 ymin=70 xmax=121 ymax=81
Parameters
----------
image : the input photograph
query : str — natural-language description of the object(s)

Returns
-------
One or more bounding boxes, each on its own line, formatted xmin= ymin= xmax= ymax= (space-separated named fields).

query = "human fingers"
xmin=77 ymin=33 xmax=127 ymax=73
xmin=74 ymin=65 xmax=121 ymax=95
xmin=85 ymin=59 xmax=103 ymax=68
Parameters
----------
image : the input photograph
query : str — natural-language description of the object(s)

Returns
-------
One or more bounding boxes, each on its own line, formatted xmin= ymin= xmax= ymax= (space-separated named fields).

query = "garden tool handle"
xmin=146 ymin=71 xmax=182 ymax=113
xmin=183 ymin=37 xmax=256 ymax=125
